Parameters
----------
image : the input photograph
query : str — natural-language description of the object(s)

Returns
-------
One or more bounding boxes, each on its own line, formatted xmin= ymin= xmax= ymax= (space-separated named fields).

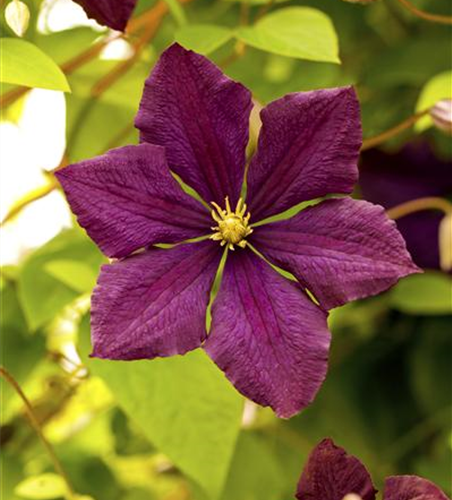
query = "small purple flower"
xmin=56 ymin=43 xmax=419 ymax=418
xmin=73 ymin=0 xmax=136 ymax=31
xmin=360 ymin=142 xmax=452 ymax=271
xmin=296 ymin=438 xmax=449 ymax=500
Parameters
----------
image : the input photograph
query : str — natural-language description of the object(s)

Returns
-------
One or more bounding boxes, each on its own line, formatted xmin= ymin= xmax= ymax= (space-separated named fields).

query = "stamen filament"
xmin=210 ymin=197 xmax=253 ymax=249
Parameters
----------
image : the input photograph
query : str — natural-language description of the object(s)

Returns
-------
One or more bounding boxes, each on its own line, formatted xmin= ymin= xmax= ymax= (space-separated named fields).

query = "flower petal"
xmin=383 ymin=476 xmax=449 ymax=500
xmin=246 ymin=87 xmax=361 ymax=222
xmin=91 ymin=241 xmax=221 ymax=360
xmin=135 ymin=43 xmax=252 ymax=206
xmin=74 ymin=0 xmax=136 ymax=31
xmin=296 ymin=438 xmax=377 ymax=500
xmin=252 ymin=198 xmax=420 ymax=310
xmin=56 ymin=144 xmax=210 ymax=259
xmin=204 ymin=250 xmax=330 ymax=419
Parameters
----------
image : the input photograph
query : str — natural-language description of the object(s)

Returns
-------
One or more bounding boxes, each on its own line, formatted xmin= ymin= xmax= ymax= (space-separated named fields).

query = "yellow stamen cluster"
xmin=210 ymin=197 xmax=253 ymax=250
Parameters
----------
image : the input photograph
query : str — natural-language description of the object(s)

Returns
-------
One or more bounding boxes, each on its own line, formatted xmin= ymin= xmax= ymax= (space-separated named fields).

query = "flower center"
xmin=210 ymin=197 xmax=253 ymax=250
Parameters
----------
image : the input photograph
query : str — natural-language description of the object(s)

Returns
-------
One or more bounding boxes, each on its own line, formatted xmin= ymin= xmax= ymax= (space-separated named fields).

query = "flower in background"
xmin=56 ymin=44 xmax=418 ymax=418
xmin=360 ymin=142 xmax=452 ymax=271
xmin=296 ymin=438 xmax=449 ymax=500
xmin=73 ymin=0 xmax=136 ymax=31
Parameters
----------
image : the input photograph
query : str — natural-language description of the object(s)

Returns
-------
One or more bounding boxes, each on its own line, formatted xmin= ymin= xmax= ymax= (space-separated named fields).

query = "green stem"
xmin=0 ymin=366 xmax=76 ymax=500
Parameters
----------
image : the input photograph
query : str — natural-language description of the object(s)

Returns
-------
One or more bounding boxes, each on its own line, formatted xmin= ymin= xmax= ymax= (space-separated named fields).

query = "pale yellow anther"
xmin=210 ymin=197 xmax=253 ymax=250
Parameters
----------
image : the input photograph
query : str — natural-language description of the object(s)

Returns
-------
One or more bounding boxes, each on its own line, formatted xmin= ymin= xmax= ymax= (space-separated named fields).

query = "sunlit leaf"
xmin=44 ymin=259 xmax=97 ymax=293
xmin=80 ymin=316 xmax=243 ymax=500
xmin=1 ymin=38 xmax=70 ymax=91
xmin=14 ymin=473 xmax=67 ymax=499
xmin=175 ymin=24 xmax=233 ymax=55
xmin=235 ymin=7 xmax=340 ymax=63
xmin=163 ymin=0 xmax=187 ymax=26
xmin=18 ymin=229 xmax=104 ymax=330
xmin=390 ymin=272 xmax=452 ymax=315
xmin=220 ymin=432 xmax=286 ymax=500
xmin=416 ymin=70 xmax=452 ymax=131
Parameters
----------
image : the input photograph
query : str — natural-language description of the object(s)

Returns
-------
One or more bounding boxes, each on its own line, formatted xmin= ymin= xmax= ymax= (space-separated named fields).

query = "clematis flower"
xmin=360 ymin=142 xmax=452 ymax=271
xmin=56 ymin=43 xmax=419 ymax=418
xmin=73 ymin=0 xmax=136 ymax=31
xmin=296 ymin=438 xmax=449 ymax=500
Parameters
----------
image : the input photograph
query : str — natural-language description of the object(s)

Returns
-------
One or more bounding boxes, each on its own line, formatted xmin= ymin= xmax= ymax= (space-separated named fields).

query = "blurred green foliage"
xmin=1 ymin=0 xmax=451 ymax=498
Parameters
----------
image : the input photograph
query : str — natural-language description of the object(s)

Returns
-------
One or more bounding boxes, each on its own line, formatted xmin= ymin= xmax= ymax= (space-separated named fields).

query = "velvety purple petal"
xmin=73 ymin=0 xmax=136 ymax=31
xmin=296 ymin=438 xmax=377 ymax=500
xmin=383 ymin=476 xmax=449 ymax=500
xmin=252 ymin=198 xmax=420 ymax=310
xmin=360 ymin=142 xmax=452 ymax=270
xmin=91 ymin=241 xmax=221 ymax=360
xmin=204 ymin=250 xmax=330 ymax=419
xmin=135 ymin=43 xmax=252 ymax=206
xmin=56 ymin=144 xmax=210 ymax=259
xmin=246 ymin=87 xmax=361 ymax=222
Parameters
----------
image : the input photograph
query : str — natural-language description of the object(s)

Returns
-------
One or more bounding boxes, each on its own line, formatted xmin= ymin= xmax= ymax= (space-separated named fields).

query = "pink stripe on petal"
xmin=56 ymin=144 xmax=210 ymax=259
xmin=205 ymin=250 xmax=330 ymax=419
xmin=296 ymin=439 xmax=377 ymax=500
xmin=247 ymin=87 xmax=361 ymax=222
xmin=252 ymin=198 xmax=420 ymax=310
xmin=91 ymin=241 xmax=221 ymax=360
xmin=136 ymin=43 xmax=252 ymax=207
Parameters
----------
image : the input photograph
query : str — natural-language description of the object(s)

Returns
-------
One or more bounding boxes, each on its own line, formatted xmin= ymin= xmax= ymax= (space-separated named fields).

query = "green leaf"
xmin=14 ymin=473 xmax=67 ymax=499
xmin=1 ymin=38 xmax=70 ymax=91
xmin=44 ymin=260 xmax=98 ymax=293
xmin=175 ymin=25 xmax=233 ymax=55
xmin=162 ymin=0 xmax=187 ymax=26
xmin=1 ymin=282 xmax=46 ymax=412
xmin=80 ymin=317 xmax=243 ymax=500
xmin=18 ymin=229 xmax=104 ymax=330
xmin=416 ymin=70 xmax=452 ymax=131
xmin=235 ymin=7 xmax=340 ymax=63
xmin=220 ymin=432 xmax=286 ymax=500
xmin=390 ymin=272 xmax=452 ymax=315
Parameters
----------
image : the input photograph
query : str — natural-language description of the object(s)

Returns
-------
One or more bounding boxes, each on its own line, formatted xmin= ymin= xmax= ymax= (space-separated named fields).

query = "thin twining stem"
xmin=0 ymin=366 xmax=76 ymax=500
xmin=386 ymin=196 xmax=452 ymax=220
xmin=361 ymin=109 xmax=429 ymax=151
xmin=395 ymin=0 xmax=452 ymax=25
xmin=0 ymin=0 xmax=194 ymax=109
xmin=254 ymin=0 xmax=276 ymax=23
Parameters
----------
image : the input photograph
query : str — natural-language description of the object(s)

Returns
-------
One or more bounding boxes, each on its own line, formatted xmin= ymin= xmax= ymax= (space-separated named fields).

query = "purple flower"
xmin=360 ymin=142 xmax=452 ymax=271
xmin=73 ymin=0 xmax=136 ymax=31
xmin=56 ymin=43 xmax=419 ymax=418
xmin=296 ymin=438 xmax=449 ymax=500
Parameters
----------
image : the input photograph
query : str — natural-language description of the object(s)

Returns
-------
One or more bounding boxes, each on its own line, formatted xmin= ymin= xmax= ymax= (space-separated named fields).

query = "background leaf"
xmin=14 ymin=473 xmax=67 ymax=500
xmin=390 ymin=272 xmax=452 ymax=315
xmin=416 ymin=70 xmax=452 ymax=131
xmin=80 ymin=316 xmax=243 ymax=500
xmin=235 ymin=7 xmax=340 ymax=63
xmin=1 ymin=38 xmax=70 ymax=91
xmin=175 ymin=25 xmax=233 ymax=55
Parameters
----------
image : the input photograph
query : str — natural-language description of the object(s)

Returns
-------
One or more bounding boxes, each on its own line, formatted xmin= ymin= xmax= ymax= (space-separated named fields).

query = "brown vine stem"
xmin=90 ymin=9 xmax=165 ymax=97
xmin=254 ymin=0 xmax=276 ymax=23
xmin=395 ymin=0 xmax=452 ymax=25
xmin=0 ymin=366 xmax=76 ymax=500
xmin=105 ymin=121 xmax=136 ymax=150
xmin=0 ymin=155 xmax=67 ymax=226
xmin=0 ymin=0 xmax=191 ymax=109
xmin=0 ymin=0 xmax=192 ymax=225
xmin=361 ymin=108 xmax=429 ymax=151
xmin=386 ymin=197 xmax=452 ymax=220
